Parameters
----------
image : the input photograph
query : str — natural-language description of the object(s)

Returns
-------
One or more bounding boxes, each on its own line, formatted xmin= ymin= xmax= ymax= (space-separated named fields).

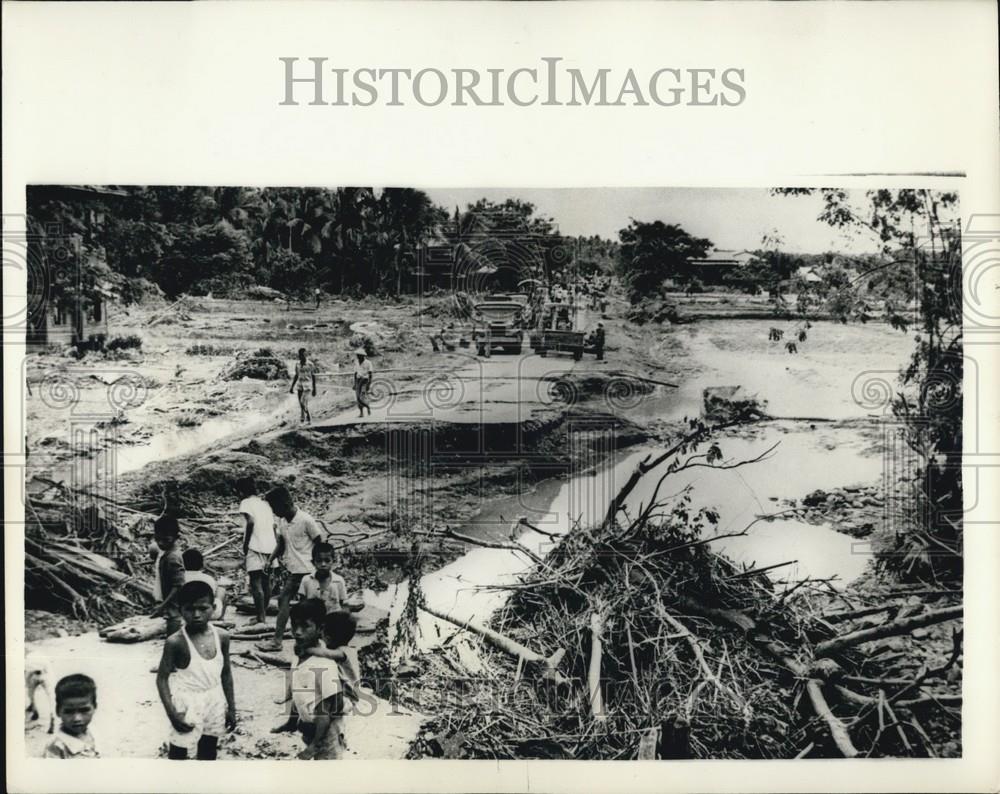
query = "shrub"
xmin=106 ymin=334 xmax=143 ymax=352
xmin=220 ymin=348 xmax=289 ymax=381
xmin=349 ymin=334 xmax=378 ymax=357
xmin=185 ymin=343 xmax=235 ymax=356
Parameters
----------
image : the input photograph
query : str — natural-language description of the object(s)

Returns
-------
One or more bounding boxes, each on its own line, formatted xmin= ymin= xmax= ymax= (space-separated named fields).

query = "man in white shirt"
xmin=237 ymin=477 xmax=277 ymax=625
xmin=353 ymin=350 xmax=373 ymax=418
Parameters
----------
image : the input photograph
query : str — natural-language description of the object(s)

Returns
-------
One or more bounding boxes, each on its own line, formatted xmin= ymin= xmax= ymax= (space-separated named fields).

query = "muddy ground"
xmin=22 ymin=288 xmax=952 ymax=759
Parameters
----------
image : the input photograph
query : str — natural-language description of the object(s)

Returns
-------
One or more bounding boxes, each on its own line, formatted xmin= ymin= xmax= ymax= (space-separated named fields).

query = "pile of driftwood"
xmin=25 ymin=481 xmax=155 ymax=623
xmin=411 ymin=424 xmax=963 ymax=760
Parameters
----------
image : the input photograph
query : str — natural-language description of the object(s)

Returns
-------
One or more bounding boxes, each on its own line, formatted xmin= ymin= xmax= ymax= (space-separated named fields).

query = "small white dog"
xmin=25 ymin=652 xmax=55 ymax=733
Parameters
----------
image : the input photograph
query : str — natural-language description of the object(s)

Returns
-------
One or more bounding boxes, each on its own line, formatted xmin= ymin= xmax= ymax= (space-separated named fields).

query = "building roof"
xmin=686 ymin=250 xmax=757 ymax=267
xmin=795 ymin=266 xmax=824 ymax=283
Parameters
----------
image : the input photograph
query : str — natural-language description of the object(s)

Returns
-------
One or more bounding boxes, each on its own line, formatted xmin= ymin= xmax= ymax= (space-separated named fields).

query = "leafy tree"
xmin=616 ymin=220 xmax=712 ymax=303
xmin=773 ymin=188 xmax=962 ymax=581
xmin=153 ymin=220 xmax=254 ymax=297
xmin=447 ymin=198 xmax=566 ymax=291
xmin=265 ymin=248 xmax=315 ymax=295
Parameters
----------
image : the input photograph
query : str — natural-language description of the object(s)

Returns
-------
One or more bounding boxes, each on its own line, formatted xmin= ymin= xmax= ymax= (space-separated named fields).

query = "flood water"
xmin=372 ymin=421 xmax=882 ymax=651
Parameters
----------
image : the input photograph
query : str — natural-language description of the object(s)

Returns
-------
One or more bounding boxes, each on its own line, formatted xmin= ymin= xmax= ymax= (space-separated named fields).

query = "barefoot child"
xmin=44 ymin=675 xmax=99 ymax=758
xmin=308 ymin=610 xmax=361 ymax=708
xmin=289 ymin=348 xmax=317 ymax=424
xmin=150 ymin=516 xmax=186 ymax=636
xmin=237 ymin=477 xmax=276 ymax=626
xmin=353 ymin=350 xmax=373 ymax=417
xmin=272 ymin=599 xmax=345 ymax=759
xmin=257 ymin=487 xmax=322 ymax=653
xmin=156 ymin=581 xmax=236 ymax=760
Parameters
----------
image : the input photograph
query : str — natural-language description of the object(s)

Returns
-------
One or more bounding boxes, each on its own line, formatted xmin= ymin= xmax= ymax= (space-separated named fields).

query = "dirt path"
xmin=23 ymin=612 xmax=423 ymax=760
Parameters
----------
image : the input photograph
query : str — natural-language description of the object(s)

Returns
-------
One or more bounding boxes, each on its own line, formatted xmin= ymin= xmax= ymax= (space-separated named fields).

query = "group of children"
xmin=42 ymin=483 xmax=361 ymax=761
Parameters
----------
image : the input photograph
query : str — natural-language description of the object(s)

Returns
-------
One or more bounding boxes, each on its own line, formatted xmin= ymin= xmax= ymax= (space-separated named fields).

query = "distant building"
xmin=676 ymin=249 xmax=758 ymax=286
xmin=794 ymin=265 xmax=824 ymax=284
xmin=26 ymin=185 xmax=128 ymax=348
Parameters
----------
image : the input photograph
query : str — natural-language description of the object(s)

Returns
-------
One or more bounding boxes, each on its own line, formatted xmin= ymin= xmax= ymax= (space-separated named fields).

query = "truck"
xmin=471 ymin=299 xmax=526 ymax=356
xmin=531 ymin=302 xmax=586 ymax=361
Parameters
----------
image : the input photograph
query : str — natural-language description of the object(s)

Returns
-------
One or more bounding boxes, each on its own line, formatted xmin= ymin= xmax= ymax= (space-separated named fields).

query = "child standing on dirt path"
xmin=238 ymin=477 xmax=276 ymax=626
xmin=44 ymin=675 xmax=100 ymax=758
xmin=304 ymin=609 xmax=361 ymax=708
xmin=257 ymin=487 xmax=322 ymax=653
xmin=156 ymin=581 xmax=236 ymax=760
xmin=150 ymin=516 xmax=186 ymax=637
xmin=272 ymin=599 xmax=346 ymax=759
xmin=298 ymin=543 xmax=351 ymax=614
xmin=290 ymin=348 xmax=317 ymax=424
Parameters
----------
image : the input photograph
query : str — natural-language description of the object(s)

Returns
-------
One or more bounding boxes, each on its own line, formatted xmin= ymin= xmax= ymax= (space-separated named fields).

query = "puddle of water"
xmin=374 ymin=423 xmax=880 ymax=651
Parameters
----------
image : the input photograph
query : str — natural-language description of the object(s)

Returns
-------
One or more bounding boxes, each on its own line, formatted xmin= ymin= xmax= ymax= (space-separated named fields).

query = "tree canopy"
xmin=616 ymin=220 xmax=712 ymax=302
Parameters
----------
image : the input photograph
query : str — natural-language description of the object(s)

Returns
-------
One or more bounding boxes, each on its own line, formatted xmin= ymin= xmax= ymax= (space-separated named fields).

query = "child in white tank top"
xmin=156 ymin=580 xmax=236 ymax=759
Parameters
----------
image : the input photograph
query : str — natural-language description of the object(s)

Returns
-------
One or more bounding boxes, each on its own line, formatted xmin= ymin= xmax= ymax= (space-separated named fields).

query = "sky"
xmin=422 ymin=187 xmax=888 ymax=255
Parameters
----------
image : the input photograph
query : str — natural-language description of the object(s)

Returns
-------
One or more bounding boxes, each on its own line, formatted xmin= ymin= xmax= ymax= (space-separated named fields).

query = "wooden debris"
xmin=815 ymin=606 xmax=963 ymax=657
xmin=806 ymin=678 xmax=859 ymax=758
xmin=419 ymin=601 xmax=568 ymax=685
xmin=588 ymin=612 xmax=607 ymax=722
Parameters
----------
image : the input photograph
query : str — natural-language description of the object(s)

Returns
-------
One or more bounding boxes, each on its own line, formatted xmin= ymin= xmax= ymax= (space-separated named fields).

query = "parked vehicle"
xmin=472 ymin=300 xmax=526 ymax=356
xmin=532 ymin=302 xmax=586 ymax=361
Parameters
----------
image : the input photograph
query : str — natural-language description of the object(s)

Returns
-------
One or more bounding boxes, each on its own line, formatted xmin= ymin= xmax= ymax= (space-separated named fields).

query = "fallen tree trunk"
xmin=822 ymin=603 xmax=899 ymax=624
xmin=815 ymin=606 xmax=963 ymax=657
xmin=834 ymin=685 xmax=962 ymax=711
xmin=101 ymin=615 xmax=167 ymax=642
xmin=806 ymin=679 xmax=859 ymax=758
xmin=420 ymin=601 xmax=568 ymax=685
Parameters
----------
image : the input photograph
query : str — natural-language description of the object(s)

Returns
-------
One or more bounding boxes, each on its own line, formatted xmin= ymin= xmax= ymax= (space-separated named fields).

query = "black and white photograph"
xmin=19 ymin=184 xmax=965 ymax=762
xmin=5 ymin=2 xmax=998 ymax=792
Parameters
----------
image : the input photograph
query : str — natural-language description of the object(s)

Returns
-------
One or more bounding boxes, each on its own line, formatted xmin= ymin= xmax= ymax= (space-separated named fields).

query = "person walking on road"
xmin=290 ymin=348 xmax=317 ymax=424
xmin=353 ymin=350 xmax=373 ymax=418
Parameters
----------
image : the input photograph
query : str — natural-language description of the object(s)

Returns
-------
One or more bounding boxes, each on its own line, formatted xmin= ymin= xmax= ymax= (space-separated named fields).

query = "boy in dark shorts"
xmin=257 ymin=486 xmax=322 ymax=653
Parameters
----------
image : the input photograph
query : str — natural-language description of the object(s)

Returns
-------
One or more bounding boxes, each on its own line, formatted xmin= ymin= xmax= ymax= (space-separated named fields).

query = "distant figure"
xmin=289 ymin=348 xmax=317 ymax=424
xmin=44 ymin=675 xmax=99 ymax=758
xmin=592 ymin=322 xmax=606 ymax=360
xmin=314 ymin=288 xmax=321 ymax=310
xmin=353 ymin=350 xmax=373 ymax=418
xmin=237 ymin=477 xmax=276 ymax=626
